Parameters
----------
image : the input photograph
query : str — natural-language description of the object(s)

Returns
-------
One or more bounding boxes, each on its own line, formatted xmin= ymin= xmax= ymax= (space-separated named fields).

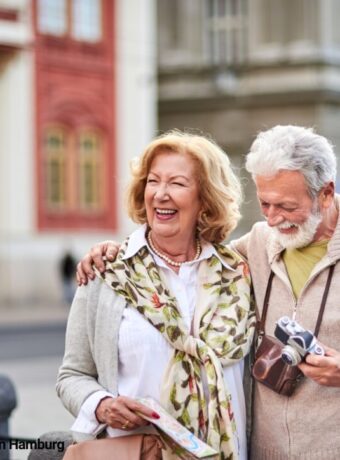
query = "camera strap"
xmin=256 ymin=270 xmax=274 ymax=337
xmin=314 ymin=264 xmax=335 ymax=336
xmin=257 ymin=264 xmax=335 ymax=337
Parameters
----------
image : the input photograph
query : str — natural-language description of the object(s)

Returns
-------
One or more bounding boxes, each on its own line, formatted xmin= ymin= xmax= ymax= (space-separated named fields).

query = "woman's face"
xmin=144 ymin=151 xmax=201 ymax=242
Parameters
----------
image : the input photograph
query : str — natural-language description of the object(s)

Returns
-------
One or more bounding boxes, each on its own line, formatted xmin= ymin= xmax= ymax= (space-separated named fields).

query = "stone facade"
xmin=158 ymin=0 xmax=340 ymax=236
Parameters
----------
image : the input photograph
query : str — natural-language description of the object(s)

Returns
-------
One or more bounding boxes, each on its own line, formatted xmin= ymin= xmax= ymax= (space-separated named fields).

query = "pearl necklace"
xmin=147 ymin=232 xmax=201 ymax=268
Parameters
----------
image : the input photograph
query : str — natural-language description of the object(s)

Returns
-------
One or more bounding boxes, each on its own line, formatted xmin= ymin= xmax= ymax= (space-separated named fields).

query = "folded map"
xmin=137 ymin=397 xmax=218 ymax=459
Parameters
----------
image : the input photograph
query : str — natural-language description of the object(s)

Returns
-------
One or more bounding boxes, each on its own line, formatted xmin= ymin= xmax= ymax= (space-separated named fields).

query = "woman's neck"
xmin=147 ymin=231 xmax=200 ymax=268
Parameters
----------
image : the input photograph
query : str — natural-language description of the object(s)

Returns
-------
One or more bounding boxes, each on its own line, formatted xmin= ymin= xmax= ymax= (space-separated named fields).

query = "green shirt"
xmin=283 ymin=240 xmax=329 ymax=298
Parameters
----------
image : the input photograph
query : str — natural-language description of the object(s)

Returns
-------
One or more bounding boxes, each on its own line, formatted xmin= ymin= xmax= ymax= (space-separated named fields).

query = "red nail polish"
xmin=152 ymin=412 xmax=160 ymax=419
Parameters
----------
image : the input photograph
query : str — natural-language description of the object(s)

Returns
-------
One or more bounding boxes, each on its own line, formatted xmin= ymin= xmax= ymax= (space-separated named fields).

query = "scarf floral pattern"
xmin=96 ymin=238 xmax=255 ymax=460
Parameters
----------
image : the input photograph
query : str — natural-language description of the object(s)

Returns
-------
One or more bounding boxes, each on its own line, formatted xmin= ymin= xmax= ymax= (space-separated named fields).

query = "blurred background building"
xmin=0 ymin=0 xmax=156 ymax=306
xmin=158 ymin=0 xmax=340 ymax=232
xmin=1 ymin=0 xmax=340 ymax=306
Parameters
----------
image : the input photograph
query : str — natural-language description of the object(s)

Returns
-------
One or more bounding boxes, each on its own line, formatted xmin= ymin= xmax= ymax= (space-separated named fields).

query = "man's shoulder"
xmin=231 ymin=221 xmax=269 ymax=257
xmin=248 ymin=221 xmax=271 ymax=239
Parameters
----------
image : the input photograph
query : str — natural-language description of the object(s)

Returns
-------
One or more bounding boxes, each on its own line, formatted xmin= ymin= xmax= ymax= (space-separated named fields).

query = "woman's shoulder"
xmin=74 ymin=276 xmax=126 ymax=317
xmin=65 ymin=277 xmax=126 ymax=351
xmin=75 ymin=275 xmax=112 ymax=299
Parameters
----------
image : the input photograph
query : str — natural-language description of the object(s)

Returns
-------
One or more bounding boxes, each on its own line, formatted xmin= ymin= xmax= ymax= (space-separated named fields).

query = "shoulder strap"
xmin=314 ymin=264 xmax=335 ymax=336
xmin=256 ymin=271 xmax=275 ymax=336
xmin=257 ymin=264 xmax=335 ymax=337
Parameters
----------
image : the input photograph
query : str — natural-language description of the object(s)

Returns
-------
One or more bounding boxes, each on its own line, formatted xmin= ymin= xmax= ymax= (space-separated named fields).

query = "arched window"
xmin=44 ymin=126 xmax=68 ymax=210
xmin=43 ymin=125 xmax=104 ymax=214
xmin=78 ymin=129 xmax=103 ymax=212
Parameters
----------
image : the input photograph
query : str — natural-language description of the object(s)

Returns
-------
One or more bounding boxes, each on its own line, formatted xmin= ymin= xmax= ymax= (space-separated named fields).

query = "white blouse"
xmin=71 ymin=226 xmax=247 ymax=460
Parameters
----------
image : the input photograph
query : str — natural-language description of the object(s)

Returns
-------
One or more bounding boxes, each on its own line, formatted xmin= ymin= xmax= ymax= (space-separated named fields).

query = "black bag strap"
xmin=257 ymin=265 xmax=335 ymax=337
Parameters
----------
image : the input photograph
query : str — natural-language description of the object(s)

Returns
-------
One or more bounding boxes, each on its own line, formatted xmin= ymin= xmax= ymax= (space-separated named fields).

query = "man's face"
xmin=255 ymin=170 xmax=322 ymax=249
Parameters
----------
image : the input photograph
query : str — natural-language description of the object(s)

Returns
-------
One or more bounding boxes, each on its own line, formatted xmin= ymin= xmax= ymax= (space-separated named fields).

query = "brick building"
xmin=0 ymin=0 xmax=156 ymax=305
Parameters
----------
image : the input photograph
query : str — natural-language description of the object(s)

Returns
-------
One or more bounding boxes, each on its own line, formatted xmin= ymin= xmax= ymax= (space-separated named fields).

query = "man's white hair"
xmin=246 ymin=125 xmax=337 ymax=197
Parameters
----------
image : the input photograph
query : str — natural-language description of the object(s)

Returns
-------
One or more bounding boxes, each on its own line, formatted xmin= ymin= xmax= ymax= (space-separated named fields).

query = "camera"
xmin=274 ymin=316 xmax=324 ymax=366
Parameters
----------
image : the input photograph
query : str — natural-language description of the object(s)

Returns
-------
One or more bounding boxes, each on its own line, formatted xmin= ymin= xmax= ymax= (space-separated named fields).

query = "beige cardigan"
xmin=232 ymin=201 xmax=340 ymax=460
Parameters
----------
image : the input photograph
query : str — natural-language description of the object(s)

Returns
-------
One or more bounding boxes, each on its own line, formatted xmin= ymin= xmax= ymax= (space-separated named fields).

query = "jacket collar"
xmin=326 ymin=195 xmax=340 ymax=263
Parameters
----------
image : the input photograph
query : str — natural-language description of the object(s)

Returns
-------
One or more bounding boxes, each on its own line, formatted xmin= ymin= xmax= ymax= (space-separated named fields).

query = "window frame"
xmin=42 ymin=124 xmax=106 ymax=216
xmin=43 ymin=125 xmax=69 ymax=211
xmin=203 ymin=0 xmax=248 ymax=65
xmin=77 ymin=127 xmax=105 ymax=213
xmin=36 ymin=0 xmax=103 ymax=44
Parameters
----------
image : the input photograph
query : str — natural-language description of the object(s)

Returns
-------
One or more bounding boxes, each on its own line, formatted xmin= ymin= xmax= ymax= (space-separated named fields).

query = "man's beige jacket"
xmin=232 ymin=197 xmax=340 ymax=460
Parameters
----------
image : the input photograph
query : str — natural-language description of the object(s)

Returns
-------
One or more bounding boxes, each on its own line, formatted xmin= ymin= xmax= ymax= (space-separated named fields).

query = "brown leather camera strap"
xmin=256 ymin=271 xmax=275 ymax=336
xmin=257 ymin=264 xmax=335 ymax=336
xmin=314 ymin=264 xmax=335 ymax=336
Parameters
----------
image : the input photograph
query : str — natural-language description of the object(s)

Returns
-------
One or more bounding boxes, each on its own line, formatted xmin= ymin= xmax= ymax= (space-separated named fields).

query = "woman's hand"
xmin=76 ymin=241 xmax=120 ymax=285
xmin=95 ymin=396 xmax=160 ymax=430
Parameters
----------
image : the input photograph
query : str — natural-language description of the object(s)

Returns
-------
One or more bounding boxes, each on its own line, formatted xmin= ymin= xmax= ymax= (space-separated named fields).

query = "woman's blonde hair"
xmin=127 ymin=130 xmax=242 ymax=243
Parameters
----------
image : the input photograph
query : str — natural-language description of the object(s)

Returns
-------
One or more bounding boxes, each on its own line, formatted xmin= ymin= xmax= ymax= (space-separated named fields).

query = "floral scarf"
xmin=96 ymin=237 xmax=255 ymax=459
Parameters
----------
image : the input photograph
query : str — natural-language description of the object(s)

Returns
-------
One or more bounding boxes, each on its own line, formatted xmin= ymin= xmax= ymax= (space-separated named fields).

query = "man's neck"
xmin=313 ymin=198 xmax=339 ymax=242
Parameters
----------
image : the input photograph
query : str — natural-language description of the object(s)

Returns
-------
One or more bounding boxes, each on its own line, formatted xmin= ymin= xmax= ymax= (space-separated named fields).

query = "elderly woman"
xmin=57 ymin=131 xmax=255 ymax=460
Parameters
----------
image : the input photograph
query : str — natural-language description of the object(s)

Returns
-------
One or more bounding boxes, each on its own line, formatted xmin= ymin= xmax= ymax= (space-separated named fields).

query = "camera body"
xmin=274 ymin=316 xmax=324 ymax=366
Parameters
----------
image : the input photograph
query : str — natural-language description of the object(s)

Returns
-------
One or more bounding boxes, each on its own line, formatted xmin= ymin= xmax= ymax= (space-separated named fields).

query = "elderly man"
xmin=231 ymin=125 xmax=340 ymax=459
xmin=76 ymin=125 xmax=340 ymax=459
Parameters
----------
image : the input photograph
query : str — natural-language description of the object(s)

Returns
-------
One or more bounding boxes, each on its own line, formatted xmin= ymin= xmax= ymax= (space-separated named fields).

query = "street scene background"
xmin=0 ymin=304 xmax=71 ymax=459
xmin=2 ymin=0 xmax=340 ymax=458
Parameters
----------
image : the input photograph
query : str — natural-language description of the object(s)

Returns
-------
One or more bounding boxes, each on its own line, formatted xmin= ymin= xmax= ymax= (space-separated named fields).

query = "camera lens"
xmin=281 ymin=346 xmax=301 ymax=366
xmin=281 ymin=352 xmax=294 ymax=365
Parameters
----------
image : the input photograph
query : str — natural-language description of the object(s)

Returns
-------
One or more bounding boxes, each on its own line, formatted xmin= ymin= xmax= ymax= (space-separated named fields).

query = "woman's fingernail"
xmin=152 ymin=412 xmax=160 ymax=419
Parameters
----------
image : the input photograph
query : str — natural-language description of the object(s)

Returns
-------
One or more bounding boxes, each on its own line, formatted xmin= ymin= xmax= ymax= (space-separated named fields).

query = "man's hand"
xmin=76 ymin=240 xmax=120 ymax=286
xmin=298 ymin=344 xmax=340 ymax=387
xmin=95 ymin=395 xmax=160 ymax=430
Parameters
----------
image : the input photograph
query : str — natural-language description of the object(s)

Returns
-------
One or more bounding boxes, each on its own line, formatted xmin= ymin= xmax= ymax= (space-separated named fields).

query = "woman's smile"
xmin=155 ymin=208 xmax=178 ymax=221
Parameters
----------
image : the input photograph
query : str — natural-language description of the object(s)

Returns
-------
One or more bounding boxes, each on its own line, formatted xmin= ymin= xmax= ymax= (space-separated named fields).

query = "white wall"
xmin=115 ymin=0 xmax=157 ymax=236
xmin=0 ymin=46 xmax=36 ymax=304
xmin=0 ymin=50 xmax=35 ymax=236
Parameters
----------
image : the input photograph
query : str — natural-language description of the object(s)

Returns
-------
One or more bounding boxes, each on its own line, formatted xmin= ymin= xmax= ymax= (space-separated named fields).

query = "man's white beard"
xmin=271 ymin=210 xmax=322 ymax=249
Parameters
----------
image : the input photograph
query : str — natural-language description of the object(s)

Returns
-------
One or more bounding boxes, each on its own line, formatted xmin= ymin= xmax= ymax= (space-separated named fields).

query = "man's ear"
xmin=320 ymin=182 xmax=335 ymax=209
